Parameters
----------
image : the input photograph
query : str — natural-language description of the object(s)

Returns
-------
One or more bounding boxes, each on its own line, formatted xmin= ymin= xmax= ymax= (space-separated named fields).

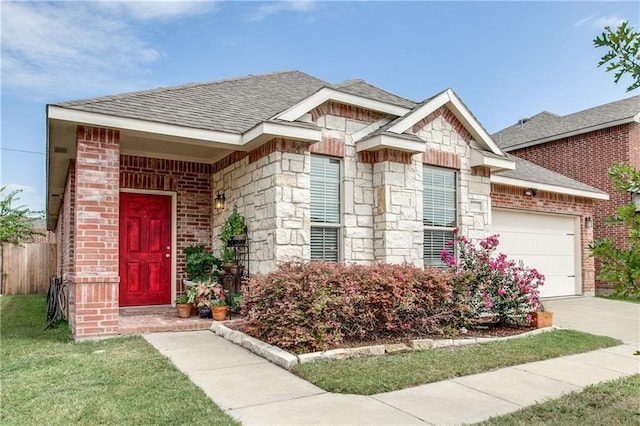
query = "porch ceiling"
xmin=46 ymin=118 xmax=237 ymax=230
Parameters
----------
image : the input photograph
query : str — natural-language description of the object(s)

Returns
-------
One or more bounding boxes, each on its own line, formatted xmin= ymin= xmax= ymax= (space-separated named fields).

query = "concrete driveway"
xmin=544 ymin=297 xmax=640 ymax=344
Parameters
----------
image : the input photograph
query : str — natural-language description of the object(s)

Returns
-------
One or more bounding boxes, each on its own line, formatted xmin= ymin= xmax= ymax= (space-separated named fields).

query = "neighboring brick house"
xmin=46 ymin=71 xmax=606 ymax=340
xmin=493 ymin=95 xmax=640 ymax=293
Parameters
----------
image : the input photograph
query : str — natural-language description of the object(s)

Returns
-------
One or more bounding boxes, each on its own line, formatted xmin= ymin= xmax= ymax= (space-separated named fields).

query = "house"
xmin=46 ymin=71 xmax=607 ymax=340
xmin=493 ymin=95 xmax=639 ymax=293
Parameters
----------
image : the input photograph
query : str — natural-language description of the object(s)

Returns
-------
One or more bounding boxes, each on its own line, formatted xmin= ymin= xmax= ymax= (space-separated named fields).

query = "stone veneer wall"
xmin=211 ymin=103 xmax=495 ymax=272
xmin=212 ymin=140 xmax=311 ymax=274
xmin=413 ymin=109 xmax=491 ymax=242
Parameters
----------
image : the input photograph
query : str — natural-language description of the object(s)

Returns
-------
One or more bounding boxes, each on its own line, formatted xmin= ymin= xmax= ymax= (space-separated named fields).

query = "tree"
xmin=0 ymin=186 xmax=42 ymax=245
xmin=0 ymin=186 xmax=44 ymax=292
xmin=589 ymin=163 xmax=640 ymax=297
xmin=593 ymin=21 xmax=640 ymax=92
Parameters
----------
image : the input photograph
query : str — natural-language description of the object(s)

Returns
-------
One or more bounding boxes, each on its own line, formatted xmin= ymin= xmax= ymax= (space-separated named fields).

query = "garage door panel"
xmin=496 ymin=233 xmax=573 ymax=256
xmin=491 ymin=209 xmax=578 ymax=298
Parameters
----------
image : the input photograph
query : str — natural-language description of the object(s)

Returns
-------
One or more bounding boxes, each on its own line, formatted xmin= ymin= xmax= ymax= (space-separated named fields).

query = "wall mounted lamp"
xmin=214 ymin=192 xmax=226 ymax=210
xmin=633 ymin=192 xmax=640 ymax=214
xmin=585 ymin=217 xmax=593 ymax=229
xmin=524 ymin=188 xmax=538 ymax=197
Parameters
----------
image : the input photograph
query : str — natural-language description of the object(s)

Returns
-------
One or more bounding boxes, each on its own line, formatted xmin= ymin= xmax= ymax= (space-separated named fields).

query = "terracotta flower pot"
xmin=212 ymin=306 xmax=228 ymax=321
xmin=532 ymin=311 xmax=553 ymax=328
xmin=176 ymin=303 xmax=192 ymax=318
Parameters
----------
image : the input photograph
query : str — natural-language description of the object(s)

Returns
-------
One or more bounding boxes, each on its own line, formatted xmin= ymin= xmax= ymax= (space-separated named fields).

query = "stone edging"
xmin=211 ymin=322 xmax=560 ymax=370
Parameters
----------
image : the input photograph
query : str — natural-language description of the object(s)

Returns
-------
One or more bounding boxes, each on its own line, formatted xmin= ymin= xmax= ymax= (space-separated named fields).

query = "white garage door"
xmin=491 ymin=209 xmax=579 ymax=298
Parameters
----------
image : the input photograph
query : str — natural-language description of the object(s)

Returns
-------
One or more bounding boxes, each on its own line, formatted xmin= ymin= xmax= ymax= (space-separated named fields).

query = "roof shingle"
xmin=493 ymin=95 xmax=640 ymax=150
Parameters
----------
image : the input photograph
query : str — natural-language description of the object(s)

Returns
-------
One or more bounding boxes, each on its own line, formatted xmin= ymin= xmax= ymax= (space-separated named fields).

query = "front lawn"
xmin=478 ymin=374 xmax=640 ymax=425
xmin=0 ymin=295 xmax=238 ymax=425
xmin=292 ymin=330 xmax=620 ymax=395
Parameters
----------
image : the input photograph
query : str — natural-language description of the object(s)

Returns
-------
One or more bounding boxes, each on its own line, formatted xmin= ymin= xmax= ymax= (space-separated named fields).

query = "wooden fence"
xmin=1 ymin=243 xmax=57 ymax=295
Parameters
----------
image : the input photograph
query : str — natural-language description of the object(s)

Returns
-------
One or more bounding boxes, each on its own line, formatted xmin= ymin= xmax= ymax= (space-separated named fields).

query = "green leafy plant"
xmin=193 ymin=282 xmax=226 ymax=309
xmin=183 ymin=246 xmax=223 ymax=282
xmin=0 ymin=186 xmax=43 ymax=245
xmin=220 ymin=206 xmax=246 ymax=248
xmin=227 ymin=293 xmax=243 ymax=311
xmin=175 ymin=293 xmax=190 ymax=304
xmin=589 ymin=163 xmax=640 ymax=298
xmin=594 ymin=21 xmax=640 ymax=92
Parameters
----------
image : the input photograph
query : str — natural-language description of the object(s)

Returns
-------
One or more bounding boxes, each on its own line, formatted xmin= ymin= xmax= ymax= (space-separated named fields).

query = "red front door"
xmin=119 ymin=192 xmax=172 ymax=306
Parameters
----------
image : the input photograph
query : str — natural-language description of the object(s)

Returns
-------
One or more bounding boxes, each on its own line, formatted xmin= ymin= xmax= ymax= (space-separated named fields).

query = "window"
xmin=310 ymin=155 xmax=340 ymax=261
xmin=423 ymin=166 xmax=456 ymax=267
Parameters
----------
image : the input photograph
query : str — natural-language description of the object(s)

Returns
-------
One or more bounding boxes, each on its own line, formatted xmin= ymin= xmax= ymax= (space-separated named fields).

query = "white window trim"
xmin=423 ymin=166 xmax=458 ymax=267
xmin=310 ymin=154 xmax=342 ymax=262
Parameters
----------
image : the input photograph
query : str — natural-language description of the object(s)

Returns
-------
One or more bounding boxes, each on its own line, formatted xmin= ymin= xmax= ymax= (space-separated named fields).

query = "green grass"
xmin=598 ymin=294 xmax=640 ymax=304
xmin=0 ymin=295 xmax=238 ymax=425
xmin=292 ymin=330 xmax=621 ymax=395
xmin=477 ymin=374 xmax=640 ymax=425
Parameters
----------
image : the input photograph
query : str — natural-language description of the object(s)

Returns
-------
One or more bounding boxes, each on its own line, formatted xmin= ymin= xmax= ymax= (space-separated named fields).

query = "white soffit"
xmin=491 ymin=175 xmax=610 ymax=200
xmin=242 ymin=121 xmax=321 ymax=145
xmin=47 ymin=105 xmax=243 ymax=145
xmin=274 ymin=87 xmax=410 ymax=122
xmin=470 ymin=149 xmax=515 ymax=171
xmin=355 ymin=134 xmax=425 ymax=154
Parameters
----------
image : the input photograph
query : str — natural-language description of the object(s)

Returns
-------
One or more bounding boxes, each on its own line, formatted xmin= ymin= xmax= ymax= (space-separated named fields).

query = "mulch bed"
xmin=226 ymin=319 xmax=536 ymax=353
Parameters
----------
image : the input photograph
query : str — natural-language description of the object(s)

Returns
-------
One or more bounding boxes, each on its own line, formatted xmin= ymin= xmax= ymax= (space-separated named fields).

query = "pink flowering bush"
xmin=441 ymin=229 xmax=545 ymax=326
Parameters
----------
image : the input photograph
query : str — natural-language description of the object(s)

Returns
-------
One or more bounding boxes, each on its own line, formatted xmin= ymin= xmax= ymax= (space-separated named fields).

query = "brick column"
xmin=69 ymin=126 xmax=120 ymax=340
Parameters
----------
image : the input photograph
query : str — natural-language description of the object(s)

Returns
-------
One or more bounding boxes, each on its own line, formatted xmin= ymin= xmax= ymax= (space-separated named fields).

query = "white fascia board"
xmin=386 ymin=90 xmax=451 ymax=134
xmin=504 ymin=116 xmax=639 ymax=152
xmin=242 ymin=121 xmax=321 ymax=144
xmin=386 ymin=89 xmax=504 ymax=156
xmin=275 ymin=87 xmax=410 ymax=122
xmin=355 ymin=134 xmax=425 ymax=153
xmin=491 ymin=175 xmax=610 ymax=200
xmin=48 ymin=106 xmax=243 ymax=145
xmin=470 ymin=149 xmax=515 ymax=170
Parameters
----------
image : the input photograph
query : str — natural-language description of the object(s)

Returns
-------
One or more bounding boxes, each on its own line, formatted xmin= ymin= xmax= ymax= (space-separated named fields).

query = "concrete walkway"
xmin=145 ymin=298 xmax=640 ymax=425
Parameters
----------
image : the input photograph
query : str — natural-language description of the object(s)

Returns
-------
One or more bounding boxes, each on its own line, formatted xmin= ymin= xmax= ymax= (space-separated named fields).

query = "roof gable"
xmin=384 ymin=89 xmax=504 ymax=156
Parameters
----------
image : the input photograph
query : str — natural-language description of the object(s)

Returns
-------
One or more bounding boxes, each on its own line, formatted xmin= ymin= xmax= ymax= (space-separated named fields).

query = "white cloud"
xmin=2 ymin=183 xmax=44 ymax=212
xmin=247 ymin=0 xmax=317 ymax=22
xmin=0 ymin=1 xmax=214 ymax=101
xmin=593 ymin=15 xmax=626 ymax=29
xmin=574 ymin=14 xmax=626 ymax=29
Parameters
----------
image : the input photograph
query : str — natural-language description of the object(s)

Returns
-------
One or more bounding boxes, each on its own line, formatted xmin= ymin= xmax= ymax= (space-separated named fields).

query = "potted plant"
xmin=220 ymin=206 xmax=247 ymax=248
xmin=183 ymin=246 xmax=223 ymax=288
xmin=531 ymin=304 xmax=553 ymax=328
xmin=193 ymin=281 xmax=227 ymax=319
xmin=211 ymin=297 xmax=228 ymax=321
xmin=221 ymin=247 xmax=236 ymax=273
xmin=175 ymin=293 xmax=192 ymax=318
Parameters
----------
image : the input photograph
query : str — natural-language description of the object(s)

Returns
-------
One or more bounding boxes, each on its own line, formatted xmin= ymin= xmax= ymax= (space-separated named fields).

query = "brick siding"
xmin=120 ymin=155 xmax=213 ymax=292
xmin=509 ymin=122 xmax=637 ymax=292
xmin=71 ymin=126 xmax=120 ymax=339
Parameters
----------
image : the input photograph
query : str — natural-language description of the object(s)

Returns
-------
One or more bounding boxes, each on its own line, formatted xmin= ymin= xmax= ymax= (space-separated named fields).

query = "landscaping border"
xmin=210 ymin=321 xmax=560 ymax=370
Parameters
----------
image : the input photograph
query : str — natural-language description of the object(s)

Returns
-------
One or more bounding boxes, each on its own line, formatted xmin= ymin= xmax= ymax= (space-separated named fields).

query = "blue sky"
xmin=1 ymin=0 xmax=638 ymax=213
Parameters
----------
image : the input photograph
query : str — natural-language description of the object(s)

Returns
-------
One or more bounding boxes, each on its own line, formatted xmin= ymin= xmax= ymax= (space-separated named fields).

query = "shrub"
xmin=242 ymin=262 xmax=455 ymax=353
xmin=441 ymin=230 xmax=544 ymax=326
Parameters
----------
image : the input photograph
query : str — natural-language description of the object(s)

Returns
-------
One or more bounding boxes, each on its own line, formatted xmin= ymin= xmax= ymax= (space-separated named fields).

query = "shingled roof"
xmin=493 ymin=95 xmax=640 ymax=151
xmin=495 ymin=155 xmax=607 ymax=195
xmin=53 ymin=71 xmax=417 ymax=134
